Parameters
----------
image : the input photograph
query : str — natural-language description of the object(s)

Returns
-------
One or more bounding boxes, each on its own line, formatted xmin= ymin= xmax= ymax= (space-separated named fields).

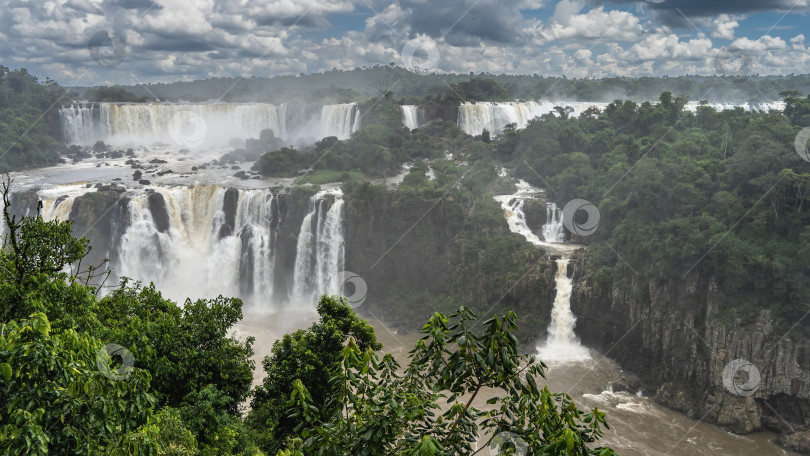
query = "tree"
xmin=278 ymin=307 xmax=615 ymax=456
xmin=0 ymin=312 xmax=157 ymax=456
xmin=248 ymin=295 xmax=381 ymax=454
xmin=0 ymin=179 xmax=260 ymax=455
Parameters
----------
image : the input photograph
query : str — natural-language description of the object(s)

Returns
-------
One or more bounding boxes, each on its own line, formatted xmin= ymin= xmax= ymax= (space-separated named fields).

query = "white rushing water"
xmin=458 ymin=100 xmax=787 ymax=137
xmin=400 ymin=105 xmax=419 ymax=130
xmin=537 ymin=258 xmax=591 ymax=362
xmin=319 ymin=103 xmax=361 ymax=140
xmin=94 ymin=184 xmax=347 ymax=311
xmin=458 ymin=101 xmax=605 ymax=136
xmin=493 ymin=178 xmax=589 ymax=362
xmin=493 ymin=180 xmax=580 ymax=254
xmin=291 ymin=188 xmax=345 ymax=305
xmin=542 ymin=202 xmax=565 ymax=243
xmin=60 ymin=102 xmax=361 ymax=146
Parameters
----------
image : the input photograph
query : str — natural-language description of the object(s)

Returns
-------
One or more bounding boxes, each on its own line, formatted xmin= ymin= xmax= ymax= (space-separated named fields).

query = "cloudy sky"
xmin=2 ymin=0 xmax=809 ymax=86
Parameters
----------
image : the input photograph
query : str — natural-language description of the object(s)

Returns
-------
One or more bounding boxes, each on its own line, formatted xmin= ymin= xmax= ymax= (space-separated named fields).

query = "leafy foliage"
xmin=497 ymin=92 xmax=810 ymax=325
xmin=84 ymin=86 xmax=153 ymax=103
xmin=0 ymin=66 xmax=66 ymax=172
xmin=0 ymin=181 xmax=260 ymax=455
xmin=248 ymin=295 xmax=381 ymax=454
xmin=277 ymin=307 xmax=615 ymax=455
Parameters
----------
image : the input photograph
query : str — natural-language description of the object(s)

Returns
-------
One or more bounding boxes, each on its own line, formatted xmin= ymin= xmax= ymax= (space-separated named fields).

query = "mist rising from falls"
xmin=51 ymin=184 xmax=349 ymax=311
xmin=537 ymin=258 xmax=590 ymax=362
xmin=401 ymin=105 xmax=419 ymax=130
xmin=60 ymin=102 xmax=361 ymax=147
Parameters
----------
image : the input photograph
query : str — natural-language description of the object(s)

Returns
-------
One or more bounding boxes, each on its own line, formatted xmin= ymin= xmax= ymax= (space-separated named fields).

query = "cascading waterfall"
xmin=60 ymin=102 xmax=288 ymax=147
xmin=458 ymin=101 xmax=605 ymax=136
xmin=537 ymin=258 xmax=590 ymax=362
xmin=97 ymin=184 xmax=345 ymax=310
xmin=291 ymin=188 xmax=345 ymax=306
xmin=59 ymin=103 xmax=104 ymax=145
xmin=59 ymin=102 xmax=364 ymax=146
xmin=493 ymin=178 xmax=588 ymax=361
xmin=401 ymin=105 xmax=419 ymax=130
xmin=458 ymin=100 xmax=787 ymax=137
xmin=682 ymin=100 xmax=786 ymax=113
xmin=320 ymin=103 xmax=360 ymax=140
xmin=542 ymin=202 xmax=565 ymax=243
xmin=493 ymin=180 xmax=576 ymax=251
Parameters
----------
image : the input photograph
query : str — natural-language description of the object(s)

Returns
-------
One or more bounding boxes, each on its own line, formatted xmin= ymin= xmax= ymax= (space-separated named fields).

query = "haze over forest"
xmin=1 ymin=0 xmax=810 ymax=455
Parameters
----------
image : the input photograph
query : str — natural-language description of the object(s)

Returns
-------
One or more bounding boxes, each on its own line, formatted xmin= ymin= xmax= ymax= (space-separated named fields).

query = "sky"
xmin=1 ymin=0 xmax=809 ymax=86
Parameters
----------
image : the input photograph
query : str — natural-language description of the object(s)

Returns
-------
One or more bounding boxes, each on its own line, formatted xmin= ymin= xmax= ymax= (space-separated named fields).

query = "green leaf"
xmin=0 ymin=363 xmax=11 ymax=380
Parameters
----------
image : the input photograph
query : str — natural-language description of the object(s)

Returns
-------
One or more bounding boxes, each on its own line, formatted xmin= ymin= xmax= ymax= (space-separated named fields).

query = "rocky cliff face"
xmin=342 ymin=188 xmax=557 ymax=339
xmin=570 ymin=256 xmax=810 ymax=453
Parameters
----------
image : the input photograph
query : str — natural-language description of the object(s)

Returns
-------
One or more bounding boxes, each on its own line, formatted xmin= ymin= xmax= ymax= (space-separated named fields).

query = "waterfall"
xmin=493 ymin=180 xmax=577 ymax=253
xmin=32 ymin=184 xmax=347 ymax=311
xmin=458 ymin=101 xmax=605 ymax=136
xmin=60 ymin=102 xmax=288 ymax=147
xmin=537 ymin=258 xmax=590 ymax=362
xmin=683 ymin=101 xmax=786 ymax=113
xmin=59 ymin=103 xmax=103 ymax=145
xmin=320 ymin=103 xmax=360 ymax=140
xmin=291 ymin=188 xmax=345 ymax=306
xmin=458 ymin=100 xmax=788 ymax=137
xmin=542 ymin=202 xmax=565 ymax=243
xmin=401 ymin=105 xmax=419 ymax=130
